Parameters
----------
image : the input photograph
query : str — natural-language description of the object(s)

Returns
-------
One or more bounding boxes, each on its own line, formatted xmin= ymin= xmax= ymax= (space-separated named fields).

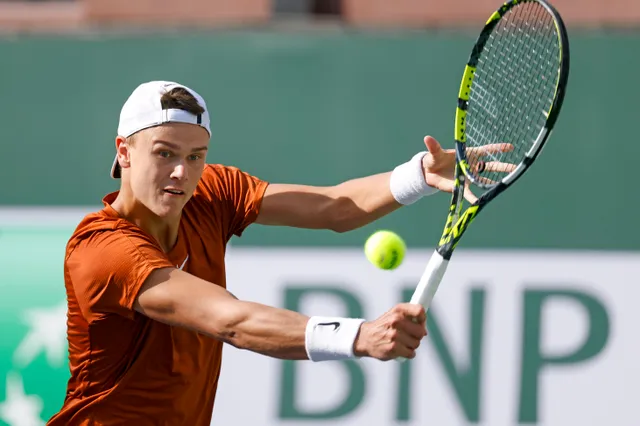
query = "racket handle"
xmin=396 ymin=250 xmax=448 ymax=363
xmin=409 ymin=250 xmax=449 ymax=312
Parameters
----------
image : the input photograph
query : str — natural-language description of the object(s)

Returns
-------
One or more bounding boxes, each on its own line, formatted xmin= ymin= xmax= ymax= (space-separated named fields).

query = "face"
xmin=116 ymin=123 xmax=209 ymax=218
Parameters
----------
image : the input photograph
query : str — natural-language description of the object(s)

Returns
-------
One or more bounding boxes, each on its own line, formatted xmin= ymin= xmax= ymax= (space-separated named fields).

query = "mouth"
xmin=163 ymin=188 xmax=185 ymax=196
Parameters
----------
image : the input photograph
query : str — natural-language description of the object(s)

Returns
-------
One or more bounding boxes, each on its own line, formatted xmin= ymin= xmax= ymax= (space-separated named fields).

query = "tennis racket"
xmin=409 ymin=0 xmax=570 ymax=312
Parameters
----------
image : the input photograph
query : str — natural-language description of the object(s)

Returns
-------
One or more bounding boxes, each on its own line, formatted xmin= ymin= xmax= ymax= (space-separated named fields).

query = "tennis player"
xmin=47 ymin=81 xmax=467 ymax=425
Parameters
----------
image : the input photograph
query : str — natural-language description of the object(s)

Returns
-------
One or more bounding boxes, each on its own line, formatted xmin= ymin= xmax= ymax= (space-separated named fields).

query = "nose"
xmin=170 ymin=162 xmax=187 ymax=181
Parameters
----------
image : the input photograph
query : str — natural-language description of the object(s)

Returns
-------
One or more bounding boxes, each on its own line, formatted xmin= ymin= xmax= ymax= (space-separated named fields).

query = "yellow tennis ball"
xmin=364 ymin=230 xmax=406 ymax=270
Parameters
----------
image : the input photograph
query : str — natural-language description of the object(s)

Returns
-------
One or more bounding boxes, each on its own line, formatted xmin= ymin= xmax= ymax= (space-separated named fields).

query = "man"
xmin=48 ymin=81 xmax=501 ymax=425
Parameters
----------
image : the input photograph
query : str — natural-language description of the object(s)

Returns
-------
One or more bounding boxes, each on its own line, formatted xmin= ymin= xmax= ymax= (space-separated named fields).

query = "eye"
xmin=159 ymin=151 xmax=172 ymax=158
xmin=188 ymin=154 xmax=202 ymax=161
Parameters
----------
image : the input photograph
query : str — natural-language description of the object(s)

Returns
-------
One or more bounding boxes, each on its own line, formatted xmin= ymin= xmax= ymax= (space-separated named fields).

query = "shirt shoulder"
xmin=191 ymin=164 xmax=269 ymax=240
xmin=196 ymin=164 xmax=267 ymax=197
xmin=65 ymin=211 xmax=173 ymax=320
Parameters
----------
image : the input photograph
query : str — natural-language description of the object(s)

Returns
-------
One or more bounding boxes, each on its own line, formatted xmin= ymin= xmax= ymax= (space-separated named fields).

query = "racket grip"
xmin=396 ymin=250 xmax=448 ymax=363
xmin=409 ymin=250 xmax=449 ymax=313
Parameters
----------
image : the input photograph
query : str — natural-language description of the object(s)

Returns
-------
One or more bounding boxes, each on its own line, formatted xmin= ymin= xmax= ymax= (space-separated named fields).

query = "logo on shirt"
xmin=178 ymin=255 xmax=189 ymax=271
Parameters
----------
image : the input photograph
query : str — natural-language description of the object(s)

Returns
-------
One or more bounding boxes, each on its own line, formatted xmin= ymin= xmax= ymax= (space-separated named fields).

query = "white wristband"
xmin=390 ymin=151 xmax=438 ymax=205
xmin=305 ymin=316 xmax=365 ymax=362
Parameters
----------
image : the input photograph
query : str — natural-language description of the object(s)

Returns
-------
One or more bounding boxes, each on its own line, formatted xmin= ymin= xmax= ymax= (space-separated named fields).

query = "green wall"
xmin=0 ymin=30 xmax=634 ymax=249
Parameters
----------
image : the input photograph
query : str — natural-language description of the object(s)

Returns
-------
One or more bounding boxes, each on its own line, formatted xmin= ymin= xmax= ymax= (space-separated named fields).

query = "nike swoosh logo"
xmin=316 ymin=321 xmax=341 ymax=331
xmin=177 ymin=255 xmax=189 ymax=270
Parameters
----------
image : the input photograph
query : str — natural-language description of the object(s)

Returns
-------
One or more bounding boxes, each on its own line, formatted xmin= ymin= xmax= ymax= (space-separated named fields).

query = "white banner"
xmin=0 ymin=216 xmax=636 ymax=426
xmin=212 ymin=248 xmax=640 ymax=426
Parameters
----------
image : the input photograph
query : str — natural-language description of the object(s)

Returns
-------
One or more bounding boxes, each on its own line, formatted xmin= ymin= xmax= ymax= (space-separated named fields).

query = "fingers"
xmin=401 ymin=317 xmax=429 ymax=340
xmin=466 ymin=144 xmax=515 ymax=177
xmin=394 ymin=317 xmax=427 ymax=359
xmin=394 ymin=303 xmax=426 ymax=324
xmin=463 ymin=188 xmax=479 ymax=204
xmin=468 ymin=158 xmax=516 ymax=188
xmin=362 ymin=304 xmax=428 ymax=361
xmin=483 ymin=161 xmax=517 ymax=173
xmin=467 ymin=142 xmax=514 ymax=156
xmin=394 ymin=334 xmax=420 ymax=359
xmin=383 ymin=322 xmax=425 ymax=360
xmin=475 ymin=176 xmax=498 ymax=185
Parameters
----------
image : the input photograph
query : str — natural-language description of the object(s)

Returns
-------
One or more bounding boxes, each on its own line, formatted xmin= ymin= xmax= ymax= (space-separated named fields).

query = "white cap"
xmin=110 ymin=80 xmax=211 ymax=179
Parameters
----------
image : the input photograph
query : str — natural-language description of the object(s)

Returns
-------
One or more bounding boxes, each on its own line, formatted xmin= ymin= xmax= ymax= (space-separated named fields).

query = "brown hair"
xmin=127 ymin=87 xmax=205 ymax=144
xmin=160 ymin=87 xmax=205 ymax=116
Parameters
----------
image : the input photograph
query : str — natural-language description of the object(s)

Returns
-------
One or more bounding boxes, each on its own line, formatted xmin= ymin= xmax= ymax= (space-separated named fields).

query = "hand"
xmin=420 ymin=135 xmax=515 ymax=203
xmin=353 ymin=303 xmax=427 ymax=361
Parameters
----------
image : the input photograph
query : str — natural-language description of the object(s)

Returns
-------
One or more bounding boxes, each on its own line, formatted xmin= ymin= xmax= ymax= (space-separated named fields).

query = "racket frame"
xmin=409 ymin=0 xmax=570 ymax=311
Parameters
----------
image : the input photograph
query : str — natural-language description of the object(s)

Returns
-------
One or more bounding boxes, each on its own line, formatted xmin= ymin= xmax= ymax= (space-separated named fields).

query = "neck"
xmin=110 ymin=186 xmax=180 ymax=253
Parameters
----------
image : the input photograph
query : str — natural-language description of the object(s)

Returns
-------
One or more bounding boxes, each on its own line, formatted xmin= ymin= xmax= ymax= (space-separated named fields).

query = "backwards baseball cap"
xmin=110 ymin=80 xmax=212 ymax=179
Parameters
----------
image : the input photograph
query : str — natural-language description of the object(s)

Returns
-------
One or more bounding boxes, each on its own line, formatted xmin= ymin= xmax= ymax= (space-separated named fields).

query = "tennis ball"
xmin=364 ymin=230 xmax=406 ymax=270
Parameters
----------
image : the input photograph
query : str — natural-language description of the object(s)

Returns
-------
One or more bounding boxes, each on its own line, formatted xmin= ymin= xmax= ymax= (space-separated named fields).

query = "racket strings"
xmin=465 ymin=1 xmax=560 ymax=186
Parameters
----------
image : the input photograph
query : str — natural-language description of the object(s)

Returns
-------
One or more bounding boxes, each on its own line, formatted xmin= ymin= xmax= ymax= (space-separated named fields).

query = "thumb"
xmin=424 ymin=136 xmax=443 ymax=156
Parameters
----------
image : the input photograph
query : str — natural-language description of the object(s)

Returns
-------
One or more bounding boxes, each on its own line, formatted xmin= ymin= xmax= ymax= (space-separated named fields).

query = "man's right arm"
xmin=133 ymin=267 xmax=428 ymax=361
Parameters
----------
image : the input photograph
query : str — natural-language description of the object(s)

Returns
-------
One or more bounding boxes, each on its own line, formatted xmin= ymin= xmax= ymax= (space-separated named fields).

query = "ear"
xmin=115 ymin=136 xmax=131 ymax=171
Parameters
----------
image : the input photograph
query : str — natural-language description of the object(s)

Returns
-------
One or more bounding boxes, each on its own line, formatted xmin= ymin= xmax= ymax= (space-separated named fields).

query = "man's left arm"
xmin=256 ymin=136 xmax=457 ymax=233
xmin=255 ymin=171 xmax=400 ymax=233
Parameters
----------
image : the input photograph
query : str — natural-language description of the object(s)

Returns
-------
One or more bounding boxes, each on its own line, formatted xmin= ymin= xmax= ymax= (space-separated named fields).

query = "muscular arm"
xmin=254 ymin=137 xmax=468 ymax=232
xmin=134 ymin=267 xmax=313 ymax=360
xmin=134 ymin=267 xmax=428 ymax=361
xmin=255 ymin=172 xmax=402 ymax=233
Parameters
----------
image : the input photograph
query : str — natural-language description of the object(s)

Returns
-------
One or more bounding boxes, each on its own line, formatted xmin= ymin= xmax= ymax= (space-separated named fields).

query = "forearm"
xmin=255 ymin=151 xmax=436 ymax=232
xmin=136 ymin=269 xmax=311 ymax=359
xmin=217 ymin=301 xmax=311 ymax=360
xmin=329 ymin=152 xmax=438 ymax=232
xmin=327 ymin=172 xmax=401 ymax=233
